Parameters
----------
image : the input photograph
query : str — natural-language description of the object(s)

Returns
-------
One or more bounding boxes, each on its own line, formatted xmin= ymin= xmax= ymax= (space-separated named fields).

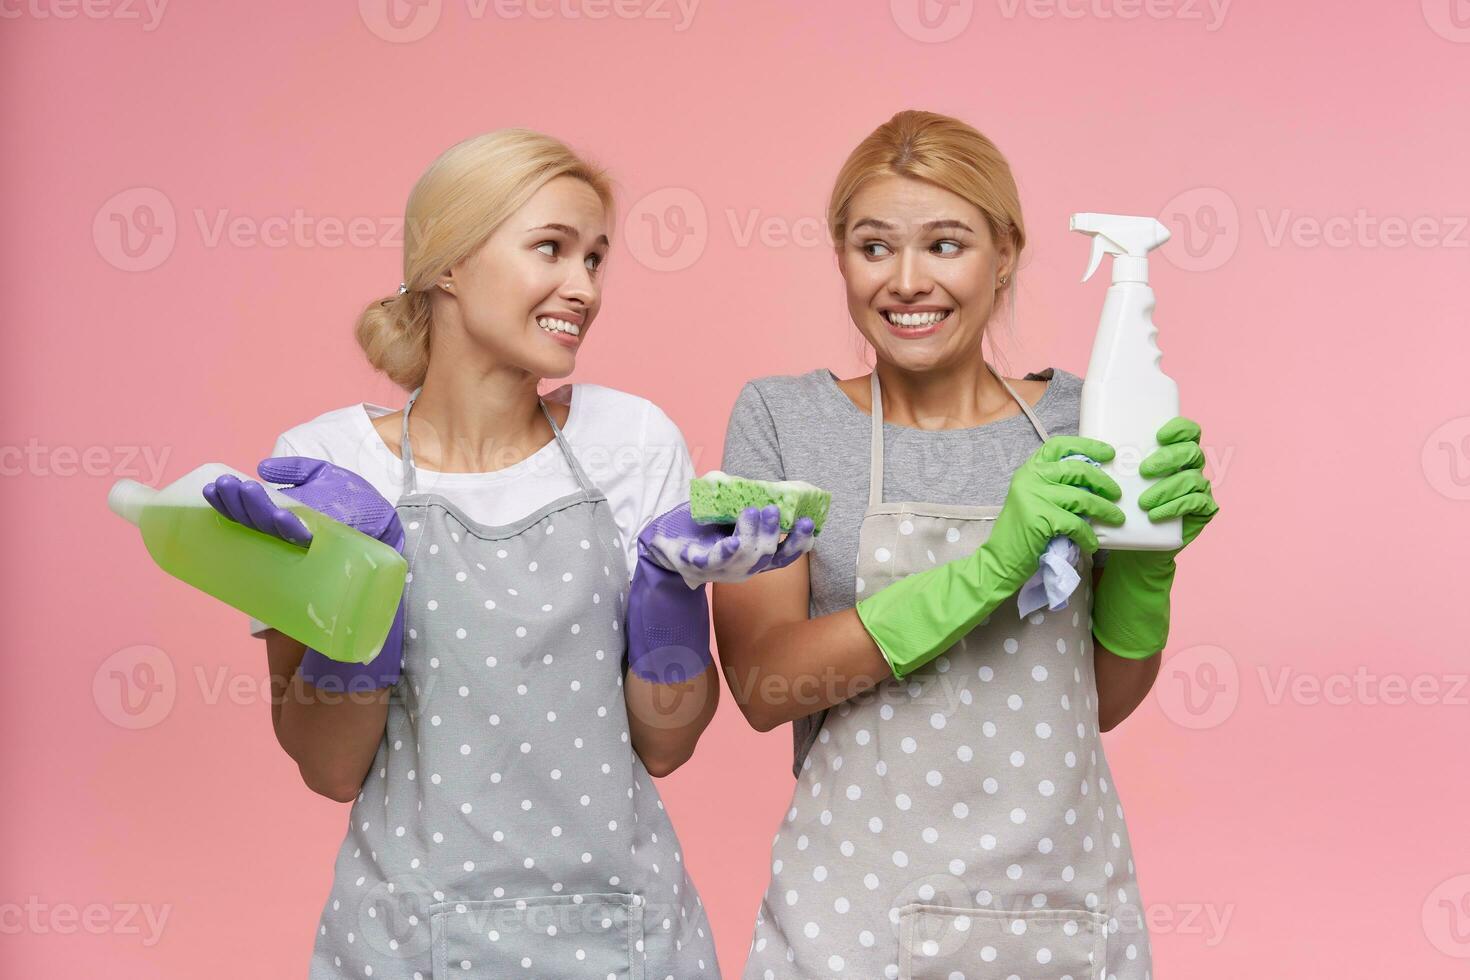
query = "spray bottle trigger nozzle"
xmin=1082 ymin=233 xmax=1123 ymax=283
xmin=1082 ymin=238 xmax=1104 ymax=282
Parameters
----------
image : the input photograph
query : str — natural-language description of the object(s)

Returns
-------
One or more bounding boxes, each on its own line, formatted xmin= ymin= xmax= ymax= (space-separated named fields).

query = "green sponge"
xmin=689 ymin=471 xmax=830 ymax=534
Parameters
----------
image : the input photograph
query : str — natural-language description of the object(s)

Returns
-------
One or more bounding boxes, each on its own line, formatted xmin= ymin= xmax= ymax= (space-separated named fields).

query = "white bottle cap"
xmin=108 ymin=479 xmax=153 ymax=526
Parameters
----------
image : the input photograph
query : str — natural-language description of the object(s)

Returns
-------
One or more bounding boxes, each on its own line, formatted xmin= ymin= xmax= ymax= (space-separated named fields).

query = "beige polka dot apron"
xmin=743 ymin=367 xmax=1152 ymax=980
xmin=309 ymin=386 xmax=718 ymax=979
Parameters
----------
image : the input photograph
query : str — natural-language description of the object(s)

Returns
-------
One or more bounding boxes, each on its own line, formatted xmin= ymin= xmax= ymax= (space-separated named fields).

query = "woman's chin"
xmin=536 ymin=351 xmax=577 ymax=379
xmin=880 ymin=340 xmax=948 ymax=373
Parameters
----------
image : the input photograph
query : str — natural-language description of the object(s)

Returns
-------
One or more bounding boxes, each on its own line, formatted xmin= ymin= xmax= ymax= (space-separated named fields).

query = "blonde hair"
xmin=827 ymin=110 xmax=1026 ymax=367
xmin=356 ymin=129 xmax=616 ymax=391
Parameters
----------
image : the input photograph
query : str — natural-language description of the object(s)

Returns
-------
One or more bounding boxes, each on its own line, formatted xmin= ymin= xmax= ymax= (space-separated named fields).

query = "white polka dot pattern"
xmin=310 ymin=392 xmax=717 ymax=979
xmin=742 ymin=504 xmax=1152 ymax=980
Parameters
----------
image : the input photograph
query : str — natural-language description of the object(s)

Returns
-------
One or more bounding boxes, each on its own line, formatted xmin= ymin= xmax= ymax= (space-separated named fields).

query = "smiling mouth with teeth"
xmin=882 ymin=310 xmax=952 ymax=328
xmin=536 ymin=316 xmax=581 ymax=337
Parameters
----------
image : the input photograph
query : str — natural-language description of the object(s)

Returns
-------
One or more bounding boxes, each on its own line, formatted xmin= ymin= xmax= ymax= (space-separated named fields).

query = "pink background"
xmin=4 ymin=0 xmax=1469 ymax=975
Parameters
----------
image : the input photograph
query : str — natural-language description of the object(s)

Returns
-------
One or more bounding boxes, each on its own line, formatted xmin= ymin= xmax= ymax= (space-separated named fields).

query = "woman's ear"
xmin=995 ymin=232 xmax=1019 ymax=284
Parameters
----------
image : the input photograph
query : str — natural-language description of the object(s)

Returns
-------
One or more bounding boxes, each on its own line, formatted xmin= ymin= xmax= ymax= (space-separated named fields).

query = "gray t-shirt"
xmin=720 ymin=365 xmax=1106 ymax=778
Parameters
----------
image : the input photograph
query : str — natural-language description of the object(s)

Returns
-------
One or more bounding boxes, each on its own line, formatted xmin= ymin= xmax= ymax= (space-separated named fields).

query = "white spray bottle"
xmin=1071 ymin=212 xmax=1183 ymax=551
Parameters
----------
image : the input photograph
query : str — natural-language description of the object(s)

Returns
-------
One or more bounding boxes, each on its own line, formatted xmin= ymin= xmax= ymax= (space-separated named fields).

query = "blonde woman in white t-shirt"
xmin=201 ymin=130 xmax=812 ymax=979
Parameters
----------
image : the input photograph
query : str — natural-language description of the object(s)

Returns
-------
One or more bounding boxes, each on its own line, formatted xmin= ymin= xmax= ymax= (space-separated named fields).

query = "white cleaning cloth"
xmin=1017 ymin=536 xmax=1081 ymax=617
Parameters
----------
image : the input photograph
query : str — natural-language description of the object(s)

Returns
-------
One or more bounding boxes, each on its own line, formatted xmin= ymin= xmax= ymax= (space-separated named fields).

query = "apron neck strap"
xmin=400 ymin=386 xmax=422 ymax=496
xmin=868 ymin=371 xmax=885 ymax=509
xmin=541 ymin=394 xmax=596 ymax=494
xmin=866 ymin=363 xmax=1052 ymax=508
xmin=398 ymin=385 xmax=595 ymax=497
xmin=1001 ymin=365 xmax=1053 ymax=443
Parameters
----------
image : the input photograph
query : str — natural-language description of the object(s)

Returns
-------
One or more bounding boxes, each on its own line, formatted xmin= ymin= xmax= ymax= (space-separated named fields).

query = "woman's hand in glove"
xmin=639 ymin=502 xmax=816 ymax=588
xmin=626 ymin=502 xmax=814 ymax=685
xmin=982 ymin=436 xmax=1128 ymax=594
xmin=1134 ymin=416 xmax=1219 ymax=552
xmin=1091 ymin=416 xmax=1220 ymax=660
xmin=854 ymin=435 xmax=1125 ymax=679
xmin=203 ymin=457 xmax=405 ymax=551
xmin=203 ymin=457 xmax=407 ymax=691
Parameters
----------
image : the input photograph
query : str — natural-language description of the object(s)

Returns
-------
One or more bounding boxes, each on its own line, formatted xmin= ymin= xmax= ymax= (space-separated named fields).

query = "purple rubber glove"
xmin=625 ymin=503 xmax=815 ymax=685
xmin=203 ymin=457 xmax=407 ymax=692
xmin=626 ymin=548 xmax=713 ymax=686
xmin=640 ymin=502 xmax=816 ymax=589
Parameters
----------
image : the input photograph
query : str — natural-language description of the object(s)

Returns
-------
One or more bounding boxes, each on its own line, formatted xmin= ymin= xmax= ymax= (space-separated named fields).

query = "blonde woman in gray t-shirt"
xmin=716 ymin=110 xmax=1218 ymax=980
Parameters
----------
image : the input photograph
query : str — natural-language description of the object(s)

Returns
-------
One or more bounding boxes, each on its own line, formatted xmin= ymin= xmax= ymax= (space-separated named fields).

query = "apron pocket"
xmin=429 ymin=892 xmax=645 ymax=980
xmin=898 ymin=903 xmax=1107 ymax=980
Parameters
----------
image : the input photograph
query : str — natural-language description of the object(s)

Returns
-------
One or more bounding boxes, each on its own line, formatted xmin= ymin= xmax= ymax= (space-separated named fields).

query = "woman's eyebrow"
xmin=526 ymin=222 xmax=610 ymax=246
xmin=849 ymin=217 xmax=974 ymax=234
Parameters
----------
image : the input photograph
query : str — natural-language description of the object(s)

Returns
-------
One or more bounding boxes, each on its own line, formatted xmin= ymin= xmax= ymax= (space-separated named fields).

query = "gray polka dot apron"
xmin=309 ymin=386 xmax=718 ymax=980
xmin=744 ymin=367 xmax=1152 ymax=980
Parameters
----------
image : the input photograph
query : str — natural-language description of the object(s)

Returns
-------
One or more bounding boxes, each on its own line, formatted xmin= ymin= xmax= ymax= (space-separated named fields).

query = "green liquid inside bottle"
xmin=111 ymin=465 xmax=407 ymax=664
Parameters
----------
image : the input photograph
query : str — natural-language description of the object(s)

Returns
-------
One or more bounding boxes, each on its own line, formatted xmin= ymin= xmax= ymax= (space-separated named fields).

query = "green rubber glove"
xmin=1091 ymin=416 xmax=1220 ymax=660
xmin=855 ymin=436 xmax=1126 ymax=679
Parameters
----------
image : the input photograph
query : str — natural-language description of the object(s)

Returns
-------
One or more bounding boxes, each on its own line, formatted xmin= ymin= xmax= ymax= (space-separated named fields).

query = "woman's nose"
xmin=889 ymin=248 xmax=933 ymax=297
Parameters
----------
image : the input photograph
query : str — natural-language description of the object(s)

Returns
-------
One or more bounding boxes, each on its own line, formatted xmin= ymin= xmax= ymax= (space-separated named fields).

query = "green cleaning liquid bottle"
xmin=109 ymin=464 xmax=407 ymax=664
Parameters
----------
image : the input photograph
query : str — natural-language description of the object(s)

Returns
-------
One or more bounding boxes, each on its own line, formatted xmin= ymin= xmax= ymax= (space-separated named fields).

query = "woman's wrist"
xmin=626 ymin=553 xmax=714 ymax=684
xmin=296 ymin=645 xmax=402 ymax=692
xmin=1090 ymin=551 xmax=1178 ymax=659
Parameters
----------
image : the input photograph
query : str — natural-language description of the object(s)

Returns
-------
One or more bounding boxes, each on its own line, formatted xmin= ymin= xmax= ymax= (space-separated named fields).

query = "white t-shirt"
xmin=247 ymin=382 xmax=692 ymax=636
